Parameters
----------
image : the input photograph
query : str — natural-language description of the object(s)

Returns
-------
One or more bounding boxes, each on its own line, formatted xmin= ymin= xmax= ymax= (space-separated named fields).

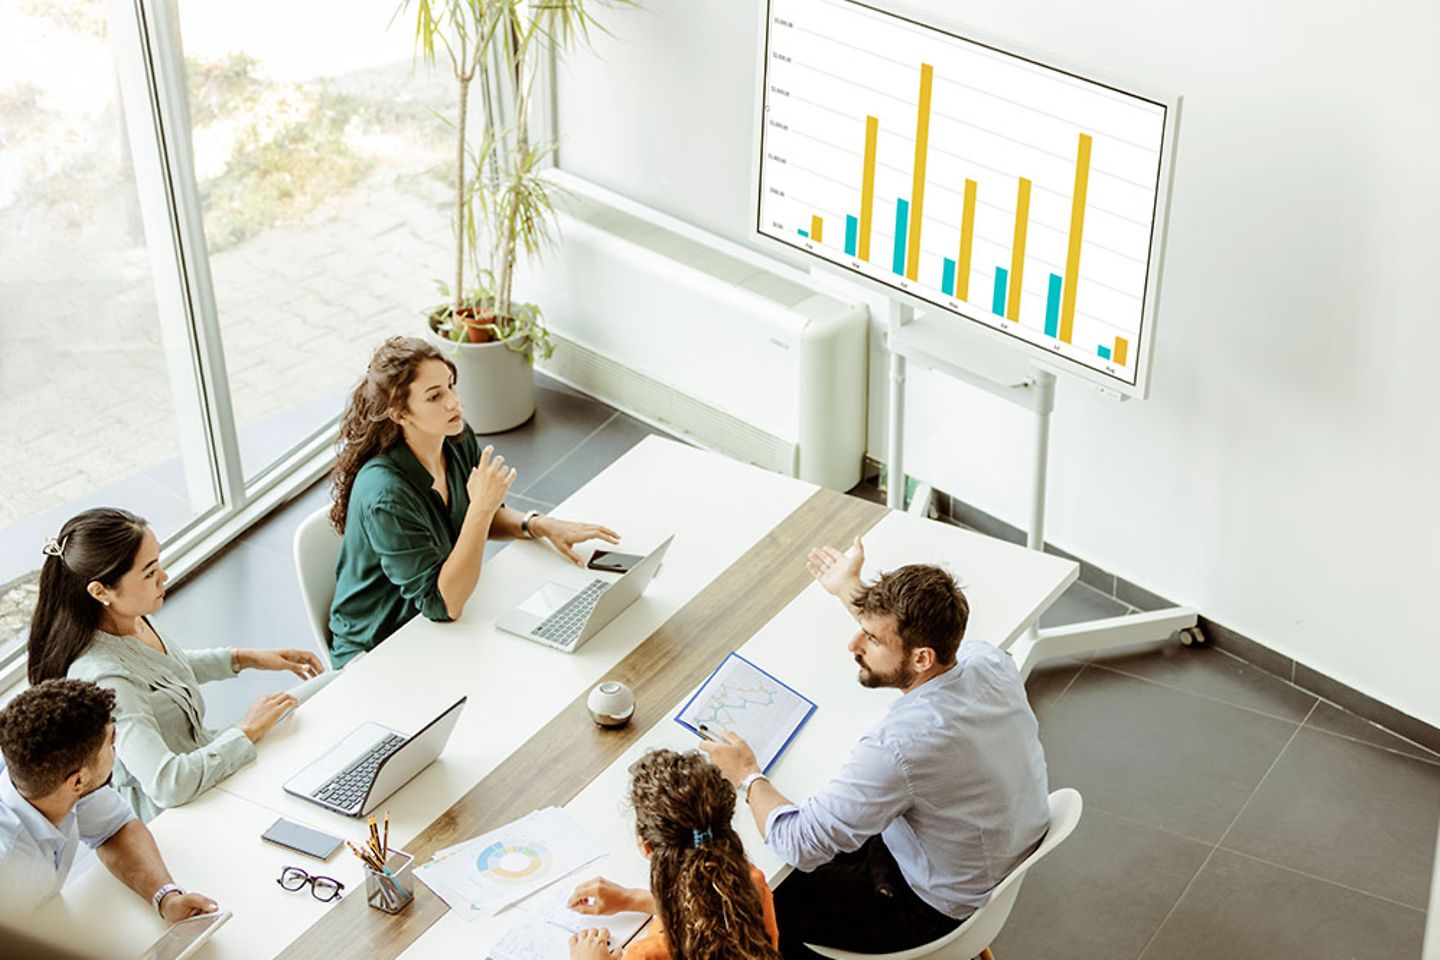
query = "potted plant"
xmin=405 ymin=0 xmax=630 ymax=433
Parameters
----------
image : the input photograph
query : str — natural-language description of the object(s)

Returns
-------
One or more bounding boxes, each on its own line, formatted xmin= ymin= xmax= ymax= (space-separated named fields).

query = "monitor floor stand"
xmin=882 ymin=301 xmax=1200 ymax=679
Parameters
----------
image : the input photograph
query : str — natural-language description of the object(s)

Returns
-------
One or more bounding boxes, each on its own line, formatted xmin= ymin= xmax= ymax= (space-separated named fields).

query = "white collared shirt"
xmin=764 ymin=640 xmax=1050 ymax=919
xmin=0 ymin=762 xmax=136 ymax=912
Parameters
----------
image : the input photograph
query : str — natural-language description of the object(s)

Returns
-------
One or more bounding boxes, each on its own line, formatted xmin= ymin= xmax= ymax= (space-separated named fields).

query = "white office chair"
xmin=805 ymin=788 xmax=1084 ymax=960
xmin=293 ymin=506 xmax=342 ymax=652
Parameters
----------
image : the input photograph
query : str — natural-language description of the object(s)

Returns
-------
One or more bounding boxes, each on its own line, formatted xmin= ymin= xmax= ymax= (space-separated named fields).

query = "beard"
xmin=79 ymin=771 xmax=114 ymax=799
xmin=856 ymin=654 xmax=914 ymax=690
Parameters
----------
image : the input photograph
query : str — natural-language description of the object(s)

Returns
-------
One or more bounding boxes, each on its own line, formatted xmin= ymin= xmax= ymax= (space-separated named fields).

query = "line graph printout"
xmin=756 ymin=0 xmax=1173 ymax=390
xmin=676 ymin=653 xmax=817 ymax=773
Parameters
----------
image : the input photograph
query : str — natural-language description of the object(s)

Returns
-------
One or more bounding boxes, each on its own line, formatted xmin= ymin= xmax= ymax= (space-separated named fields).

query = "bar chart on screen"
xmin=755 ymin=0 xmax=1172 ymax=388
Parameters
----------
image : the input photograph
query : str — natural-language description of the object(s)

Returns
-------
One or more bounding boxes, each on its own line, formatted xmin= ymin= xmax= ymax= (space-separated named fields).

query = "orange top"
xmin=622 ymin=864 xmax=779 ymax=960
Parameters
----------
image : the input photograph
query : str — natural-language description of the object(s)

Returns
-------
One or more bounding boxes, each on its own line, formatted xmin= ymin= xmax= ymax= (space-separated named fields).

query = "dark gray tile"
xmin=942 ymin=497 xmax=1025 ymax=547
xmin=1294 ymin=661 xmax=1440 ymax=756
xmin=1304 ymin=700 xmax=1440 ymax=765
xmin=1044 ymin=542 xmax=1115 ymax=594
xmin=1114 ymin=576 xmax=1174 ymax=612
xmin=154 ymin=540 xmax=320 ymax=728
xmin=1037 ymin=667 xmax=1298 ymax=844
xmin=1139 ymin=849 xmax=1426 ymax=960
xmin=1198 ymin=616 xmax=1293 ymax=682
xmin=1038 ymin=580 xmax=1129 ymax=629
xmin=1222 ymin=727 xmax=1440 ymax=908
xmin=991 ymin=807 xmax=1209 ymax=960
xmin=478 ymin=383 xmax=618 ymax=491
xmin=1025 ymin=662 xmax=1083 ymax=725
xmin=1090 ymin=645 xmax=1316 ymax=723
xmin=522 ymin=413 xmax=669 ymax=505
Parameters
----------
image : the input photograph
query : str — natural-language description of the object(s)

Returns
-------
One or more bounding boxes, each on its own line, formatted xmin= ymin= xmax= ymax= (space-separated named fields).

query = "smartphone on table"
xmin=261 ymin=818 xmax=344 ymax=861
xmin=587 ymin=550 xmax=644 ymax=574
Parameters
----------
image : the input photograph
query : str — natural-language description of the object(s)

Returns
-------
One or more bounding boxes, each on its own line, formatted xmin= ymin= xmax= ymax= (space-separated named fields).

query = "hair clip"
xmin=691 ymin=827 xmax=714 ymax=848
xmin=41 ymin=536 xmax=68 ymax=560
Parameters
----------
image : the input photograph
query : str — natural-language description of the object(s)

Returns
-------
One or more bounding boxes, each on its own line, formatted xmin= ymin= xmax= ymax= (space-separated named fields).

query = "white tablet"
xmin=137 ymin=910 xmax=232 ymax=960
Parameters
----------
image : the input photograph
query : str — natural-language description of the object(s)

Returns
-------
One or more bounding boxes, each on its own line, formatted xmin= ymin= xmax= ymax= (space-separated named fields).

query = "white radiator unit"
xmin=519 ymin=172 xmax=869 ymax=491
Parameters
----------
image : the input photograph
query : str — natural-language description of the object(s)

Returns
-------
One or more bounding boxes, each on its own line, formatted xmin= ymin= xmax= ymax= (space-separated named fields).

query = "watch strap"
xmin=521 ymin=510 xmax=542 ymax=539
xmin=152 ymin=882 xmax=183 ymax=915
xmin=738 ymin=772 xmax=769 ymax=802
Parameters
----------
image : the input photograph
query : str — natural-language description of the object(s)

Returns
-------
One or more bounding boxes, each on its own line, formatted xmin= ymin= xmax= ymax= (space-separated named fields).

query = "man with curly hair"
xmin=0 ymin=678 xmax=217 ymax=919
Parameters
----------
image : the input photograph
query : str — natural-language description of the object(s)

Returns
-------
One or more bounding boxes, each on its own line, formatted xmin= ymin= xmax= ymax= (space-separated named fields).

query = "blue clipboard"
xmin=674 ymin=651 xmax=817 ymax=774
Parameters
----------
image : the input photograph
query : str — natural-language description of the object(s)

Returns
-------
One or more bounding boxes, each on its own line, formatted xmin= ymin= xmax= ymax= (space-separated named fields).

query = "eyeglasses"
xmin=277 ymin=865 xmax=345 ymax=902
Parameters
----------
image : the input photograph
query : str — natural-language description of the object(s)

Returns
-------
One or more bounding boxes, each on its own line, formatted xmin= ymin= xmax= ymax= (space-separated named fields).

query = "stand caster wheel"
xmin=1178 ymin=626 xmax=1207 ymax=647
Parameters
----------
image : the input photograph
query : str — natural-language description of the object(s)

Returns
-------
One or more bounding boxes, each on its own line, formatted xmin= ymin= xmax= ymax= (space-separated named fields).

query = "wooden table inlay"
xmin=279 ymin=486 xmax=885 ymax=959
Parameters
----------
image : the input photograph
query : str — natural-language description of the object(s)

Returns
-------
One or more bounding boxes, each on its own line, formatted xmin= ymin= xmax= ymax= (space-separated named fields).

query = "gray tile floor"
xmin=153 ymin=376 xmax=1438 ymax=959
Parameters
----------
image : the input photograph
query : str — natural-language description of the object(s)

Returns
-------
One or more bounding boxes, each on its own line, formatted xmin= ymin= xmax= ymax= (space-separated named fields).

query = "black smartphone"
xmin=261 ymin=817 xmax=344 ymax=861
xmin=587 ymin=549 xmax=644 ymax=574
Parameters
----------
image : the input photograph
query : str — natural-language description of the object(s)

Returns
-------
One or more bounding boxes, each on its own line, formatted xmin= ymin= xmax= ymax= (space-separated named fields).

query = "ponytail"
xmin=629 ymin=750 xmax=780 ymax=960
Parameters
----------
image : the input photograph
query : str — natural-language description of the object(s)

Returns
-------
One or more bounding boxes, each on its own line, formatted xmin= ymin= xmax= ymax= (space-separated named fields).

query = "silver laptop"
xmin=496 ymin=536 xmax=674 ymax=652
xmin=283 ymin=697 xmax=466 ymax=817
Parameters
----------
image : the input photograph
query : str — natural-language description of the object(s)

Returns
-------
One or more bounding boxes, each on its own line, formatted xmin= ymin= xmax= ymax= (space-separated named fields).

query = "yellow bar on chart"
xmin=858 ymin=116 xmax=878 ymax=262
xmin=1006 ymin=177 xmax=1032 ymax=321
xmin=1114 ymin=336 xmax=1129 ymax=366
xmin=1059 ymin=133 xmax=1093 ymax=344
xmin=904 ymin=64 xmax=934 ymax=281
xmin=956 ymin=179 xmax=977 ymax=301
xmin=810 ymin=215 xmax=824 ymax=243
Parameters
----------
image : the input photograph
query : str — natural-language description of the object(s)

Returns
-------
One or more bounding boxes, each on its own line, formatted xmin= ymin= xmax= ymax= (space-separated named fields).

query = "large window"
xmin=176 ymin=1 xmax=453 ymax=481
xmin=0 ymin=0 xmax=219 ymax=666
xmin=0 ymin=0 xmax=453 ymax=680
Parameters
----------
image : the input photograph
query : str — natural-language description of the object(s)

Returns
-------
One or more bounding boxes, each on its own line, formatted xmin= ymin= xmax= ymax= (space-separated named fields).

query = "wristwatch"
xmin=738 ymin=771 xmax=769 ymax=803
xmin=520 ymin=510 xmax=542 ymax=539
xmin=152 ymin=882 xmax=183 ymax=915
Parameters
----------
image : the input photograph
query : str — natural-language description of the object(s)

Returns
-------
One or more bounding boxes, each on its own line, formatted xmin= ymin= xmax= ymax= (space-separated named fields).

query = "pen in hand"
xmin=696 ymin=723 xmax=719 ymax=743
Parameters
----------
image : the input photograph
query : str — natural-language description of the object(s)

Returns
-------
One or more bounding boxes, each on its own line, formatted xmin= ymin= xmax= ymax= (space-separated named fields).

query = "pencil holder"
xmin=364 ymin=849 xmax=415 ymax=914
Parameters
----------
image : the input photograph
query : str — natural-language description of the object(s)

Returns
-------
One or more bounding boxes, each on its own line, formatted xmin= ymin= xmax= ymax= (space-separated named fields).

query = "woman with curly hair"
xmin=566 ymin=749 xmax=780 ymax=960
xmin=327 ymin=337 xmax=619 ymax=666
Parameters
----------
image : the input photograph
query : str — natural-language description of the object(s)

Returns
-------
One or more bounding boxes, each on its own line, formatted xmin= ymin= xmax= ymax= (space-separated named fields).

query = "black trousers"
xmin=775 ymin=835 xmax=965 ymax=959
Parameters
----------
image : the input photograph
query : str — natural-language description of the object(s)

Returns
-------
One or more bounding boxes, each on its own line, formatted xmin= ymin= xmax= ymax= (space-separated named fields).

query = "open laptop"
xmin=497 ymin=536 xmax=674 ymax=652
xmin=283 ymin=696 xmax=466 ymax=817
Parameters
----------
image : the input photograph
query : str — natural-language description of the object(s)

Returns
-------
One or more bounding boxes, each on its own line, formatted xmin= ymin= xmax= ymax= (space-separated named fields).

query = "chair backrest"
xmin=807 ymin=788 xmax=1084 ymax=960
xmin=293 ymin=506 xmax=342 ymax=651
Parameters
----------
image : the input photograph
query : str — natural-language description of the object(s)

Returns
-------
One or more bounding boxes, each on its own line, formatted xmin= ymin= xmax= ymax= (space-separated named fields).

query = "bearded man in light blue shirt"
xmin=0 ymin=679 xmax=217 ymax=922
xmin=702 ymin=538 xmax=1050 ymax=959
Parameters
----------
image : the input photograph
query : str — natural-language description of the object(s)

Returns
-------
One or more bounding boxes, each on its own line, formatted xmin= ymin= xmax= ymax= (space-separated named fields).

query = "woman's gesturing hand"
xmin=466 ymin=445 xmax=517 ymax=517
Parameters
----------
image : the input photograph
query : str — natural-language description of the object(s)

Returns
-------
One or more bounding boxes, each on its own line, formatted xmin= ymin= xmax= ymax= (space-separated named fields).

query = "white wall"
xmin=552 ymin=0 xmax=1440 ymax=727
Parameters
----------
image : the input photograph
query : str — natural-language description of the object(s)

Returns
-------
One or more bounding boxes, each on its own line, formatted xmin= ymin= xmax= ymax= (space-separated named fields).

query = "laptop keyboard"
xmin=312 ymin=733 xmax=406 ymax=811
xmin=534 ymin=579 xmax=610 ymax=649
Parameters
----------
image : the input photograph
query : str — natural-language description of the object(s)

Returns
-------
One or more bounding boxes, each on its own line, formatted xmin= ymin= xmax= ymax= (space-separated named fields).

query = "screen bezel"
xmin=749 ymin=0 xmax=1183 ymax=400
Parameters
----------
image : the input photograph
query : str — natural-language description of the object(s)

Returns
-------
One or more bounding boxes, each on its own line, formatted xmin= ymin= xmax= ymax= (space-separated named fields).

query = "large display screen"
xmin=756 ymin=0 xmax=1175 ymax=393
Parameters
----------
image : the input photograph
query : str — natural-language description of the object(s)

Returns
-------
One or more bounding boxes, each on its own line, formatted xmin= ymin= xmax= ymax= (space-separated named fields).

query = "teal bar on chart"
xmin=798 ymin=228 xmax=809 ymax=239
xmin=1045 ymin=273 xmax=1062 ymax=338
xmin=992 ymin=268 xmax=1008 ymax=316
xmin=1098 ymin=345 xmax=1112 ymax=360
xmin=941 ymin=258 xmax=956 ymax=296
xmin=845 ymin=215 xmax=858 ymax=256
xmin=892 ymin=199 xmax=909 ymax=275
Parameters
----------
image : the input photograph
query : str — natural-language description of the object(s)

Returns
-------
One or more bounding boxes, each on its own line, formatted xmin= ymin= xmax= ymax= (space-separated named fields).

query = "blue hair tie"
xmin=691 ymin=827 xmax=714 ymax=848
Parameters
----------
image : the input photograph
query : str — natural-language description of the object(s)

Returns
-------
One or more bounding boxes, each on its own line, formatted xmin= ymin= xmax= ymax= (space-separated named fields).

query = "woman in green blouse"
xmin=326 ymin=337 xmax=620 ymax=667
xmin=27 ymin=508 xmax=325 ymax=820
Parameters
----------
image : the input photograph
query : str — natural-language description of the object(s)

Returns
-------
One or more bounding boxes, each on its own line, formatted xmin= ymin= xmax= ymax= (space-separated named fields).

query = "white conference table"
xmin=25 ymin=436 xmax=1075 ymax=959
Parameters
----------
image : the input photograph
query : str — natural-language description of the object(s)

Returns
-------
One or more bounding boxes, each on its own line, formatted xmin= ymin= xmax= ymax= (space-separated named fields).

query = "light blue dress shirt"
xmin=0 ymin=762 xmax=136 ymax=912
xmin=764 ymin=640 xmax=1050 ymax=919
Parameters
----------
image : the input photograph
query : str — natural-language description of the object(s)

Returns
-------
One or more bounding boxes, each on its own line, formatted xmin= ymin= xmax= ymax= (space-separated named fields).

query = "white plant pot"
xmin=427 ymin=326 xmax=535 ymax=434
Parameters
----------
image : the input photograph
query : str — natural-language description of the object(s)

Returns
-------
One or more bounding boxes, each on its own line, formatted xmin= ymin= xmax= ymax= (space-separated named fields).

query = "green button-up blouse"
xmin=328 ymin=426 xmax=483 ymax=667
